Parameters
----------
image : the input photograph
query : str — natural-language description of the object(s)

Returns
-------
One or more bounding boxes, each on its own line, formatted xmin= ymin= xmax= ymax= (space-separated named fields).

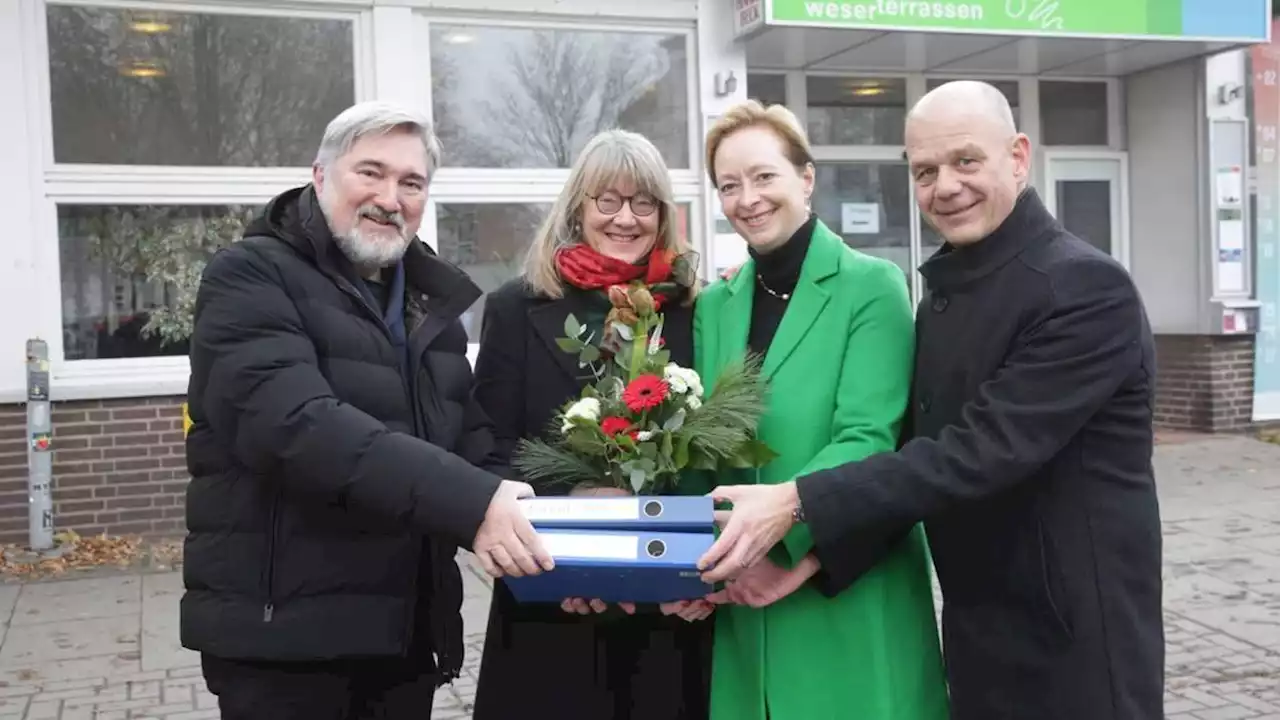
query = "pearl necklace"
xmin=756 ymin=274 xmax=791 ymax=301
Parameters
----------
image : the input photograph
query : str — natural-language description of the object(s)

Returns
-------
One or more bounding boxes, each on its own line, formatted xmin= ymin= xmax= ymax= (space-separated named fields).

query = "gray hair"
xmin=314 ymin=101 xmax=442 ymax=178
xmin=522 ymin=129 xmax=697 ymax=302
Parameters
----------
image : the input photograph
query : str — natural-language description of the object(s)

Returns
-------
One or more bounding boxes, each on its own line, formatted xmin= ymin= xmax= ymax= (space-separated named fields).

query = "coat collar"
xmin=721 ymin=217 xmax=841 ymax=380
xmin=918 ymin=187 xmax=1059 ymax=292
xmin=256 ymin=184 xmax=482 ymax=332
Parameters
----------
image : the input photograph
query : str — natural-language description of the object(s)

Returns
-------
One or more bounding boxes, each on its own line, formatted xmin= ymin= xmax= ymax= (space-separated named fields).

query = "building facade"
xmin=0 ymin=0 xmax=1273 ymax=543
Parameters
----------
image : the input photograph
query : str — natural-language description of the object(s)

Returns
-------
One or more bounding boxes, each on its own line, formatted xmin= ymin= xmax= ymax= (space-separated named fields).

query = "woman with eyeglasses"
xmin=470 ymin=129 xmax=713 ymax=720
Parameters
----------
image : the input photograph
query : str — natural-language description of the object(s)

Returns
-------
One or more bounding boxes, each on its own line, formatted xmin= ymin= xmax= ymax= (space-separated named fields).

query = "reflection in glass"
xmin=1040 ymin=81 xmax=1109 ymax=146
xmin=46 ymin=6 xmax=355 ymax=166
xmin=806 ymin=77 xmax=907 ymax=146
xmin=431 ymin=25 xmax=689 ymax=169
xmin=747 ymin=74 xmax=787 ymax=107
xmin=812 ymin=163 xmax=913 ymax=294
xmin=926 ymin=78 xmax=1022 ymax=128
xmin=1056 ymin=180 xmax=1113 ymax=255
xmin=59 ymin=205 xmax=257 ymax=360
xmin=437 ymin=204 xmax=551 ymax=342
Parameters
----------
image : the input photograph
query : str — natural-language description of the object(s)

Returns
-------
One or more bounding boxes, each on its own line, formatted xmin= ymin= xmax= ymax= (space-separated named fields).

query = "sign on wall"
xmin=766 ymin=0 xmax=1269 ymax=42
xmin=1253 ymin=25 xmax=1280 ymax=420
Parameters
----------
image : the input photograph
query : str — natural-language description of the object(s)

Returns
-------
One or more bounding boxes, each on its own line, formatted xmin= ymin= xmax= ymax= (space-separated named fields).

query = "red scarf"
xmin=555 ymin=244 xmax=674 ymax=293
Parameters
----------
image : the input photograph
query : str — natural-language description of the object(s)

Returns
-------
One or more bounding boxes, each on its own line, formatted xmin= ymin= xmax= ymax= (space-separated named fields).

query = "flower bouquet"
xmin=511 ymin=282 xmax=778 ymax=496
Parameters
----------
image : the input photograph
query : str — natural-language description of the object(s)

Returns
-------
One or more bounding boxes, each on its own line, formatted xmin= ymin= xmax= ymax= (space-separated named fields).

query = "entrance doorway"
xmin=1043 ymin=152 xmax=1129 ymax=266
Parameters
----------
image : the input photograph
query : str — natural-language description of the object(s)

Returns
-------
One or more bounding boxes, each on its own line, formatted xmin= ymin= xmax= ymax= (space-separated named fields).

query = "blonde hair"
xmin=705 ymin=100 xmax=815 ymax=188
xmin=524 ymin=129 xmax=697 ymax=301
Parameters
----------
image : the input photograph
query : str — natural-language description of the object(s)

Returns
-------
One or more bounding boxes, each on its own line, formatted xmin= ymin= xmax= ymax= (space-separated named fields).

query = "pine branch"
xmin=511 ymin=438 xmax=603 ymax=486
xmin=683 ymin=354 xmax=771 ymax=459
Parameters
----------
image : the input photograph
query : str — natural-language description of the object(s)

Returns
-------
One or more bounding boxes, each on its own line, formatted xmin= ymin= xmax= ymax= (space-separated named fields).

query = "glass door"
xmin=811 ymin=161 xmax=916 ymax=298
xmin=1043 ymin=154 xmax=1128 ymax=267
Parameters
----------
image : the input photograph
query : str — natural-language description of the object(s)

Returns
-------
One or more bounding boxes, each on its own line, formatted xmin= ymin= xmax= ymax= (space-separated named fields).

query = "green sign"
xmin=767 ymin=0 xmax=1268 ymax=41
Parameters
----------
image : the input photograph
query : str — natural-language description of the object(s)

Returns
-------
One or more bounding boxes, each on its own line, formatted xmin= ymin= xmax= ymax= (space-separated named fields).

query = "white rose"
xmin=663 ymin=363 xmax=704 ymax=397
xmin=636 ymin=430 xmax=654 ymax=442
xmin=561 ymin=397 xmax=601 ymax=434
xmin=686 ymin=396 xmax=702 ymax=411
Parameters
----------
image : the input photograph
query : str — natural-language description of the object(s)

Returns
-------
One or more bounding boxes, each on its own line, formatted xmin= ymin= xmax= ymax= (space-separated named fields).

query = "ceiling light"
xmin=130 ymin=20 xmax=171 ymax=33
xmin=442 ymin=31 xmax=474 ymax=44
xmin=120 ymin=60 xmax=165 ymax=78
xmin=852 ymin=87 xmax=885 ymax=96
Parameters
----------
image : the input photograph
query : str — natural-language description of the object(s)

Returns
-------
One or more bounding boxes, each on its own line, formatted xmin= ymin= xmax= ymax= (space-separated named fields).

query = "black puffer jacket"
xmin=181 ymin=185 xmax=504 ymax=683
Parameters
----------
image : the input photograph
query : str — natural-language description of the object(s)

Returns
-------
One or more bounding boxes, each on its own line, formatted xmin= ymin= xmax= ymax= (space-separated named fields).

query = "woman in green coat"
xmin=693 ymin=101 xmax=949 ymax=719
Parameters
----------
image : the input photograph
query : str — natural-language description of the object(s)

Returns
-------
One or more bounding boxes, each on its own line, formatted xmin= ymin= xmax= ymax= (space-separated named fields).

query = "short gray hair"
xmin=314 ymin=101 xmax=442 ymax=178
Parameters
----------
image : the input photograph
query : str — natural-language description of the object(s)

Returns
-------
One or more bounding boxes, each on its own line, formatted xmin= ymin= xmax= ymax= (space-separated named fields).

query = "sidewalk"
xmin=0 ymin=434 xmax=1273 ymax=719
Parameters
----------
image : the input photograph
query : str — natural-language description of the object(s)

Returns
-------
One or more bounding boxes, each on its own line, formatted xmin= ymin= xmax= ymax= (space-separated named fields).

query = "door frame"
xmin=1042 ymin=149 xmax=1131 ymax=270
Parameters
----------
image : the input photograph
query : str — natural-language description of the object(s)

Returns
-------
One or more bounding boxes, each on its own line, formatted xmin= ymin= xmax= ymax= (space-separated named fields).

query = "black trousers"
xmin=202 ymin=653 xmax=437 ymax=720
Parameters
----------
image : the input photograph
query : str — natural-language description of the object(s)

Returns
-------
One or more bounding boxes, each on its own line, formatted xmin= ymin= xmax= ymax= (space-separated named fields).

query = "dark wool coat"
xmin=469 ymin=278 xmax=714 ymax=720
xmin=796 ymin=189 xmax=1165 ymax=720
xmin=181 ymin=185 xmax=505 ymax=684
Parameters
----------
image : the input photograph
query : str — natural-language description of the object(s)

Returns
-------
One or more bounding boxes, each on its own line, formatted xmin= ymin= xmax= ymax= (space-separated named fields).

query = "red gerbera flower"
xmin=600 ymin=416 xmax=631 ymax=436
xmin=622 ymin=375 xmax=669 ymax=413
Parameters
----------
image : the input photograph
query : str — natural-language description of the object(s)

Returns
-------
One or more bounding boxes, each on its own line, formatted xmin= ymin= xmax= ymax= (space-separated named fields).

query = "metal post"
xmin=26 ymin=339 xmax=53 ymax=552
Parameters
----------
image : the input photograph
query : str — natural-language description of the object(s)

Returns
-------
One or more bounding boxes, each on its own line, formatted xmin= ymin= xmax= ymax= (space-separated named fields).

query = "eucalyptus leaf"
xmin=638 ymin=442 xmax=657 ymax=460
xmin=564 ymin=314 xmax=584 ymax=339
xmin=651 ymin=350 xmax=671 ymax=368
xmin=629 ymin=467 xmax=647 ymax=493
xmin=579 ymin=345 xmax=601 ymax=364
xmin=663 ymin=408 xmax=686 ymax=433
xmin=556 ymin=337 xmax=584 ymax=353
xmin=613 ymin=323 xmax=634 ymax=341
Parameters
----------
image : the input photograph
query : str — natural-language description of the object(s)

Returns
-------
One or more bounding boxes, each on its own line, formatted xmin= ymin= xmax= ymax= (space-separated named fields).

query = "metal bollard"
xmin=26 ymin=339 xmax=54 ymax=552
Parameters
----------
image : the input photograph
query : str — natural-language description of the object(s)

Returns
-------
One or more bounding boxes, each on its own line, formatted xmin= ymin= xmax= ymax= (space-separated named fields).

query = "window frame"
xmin=30 ymin=0 xmax=374 ymax=400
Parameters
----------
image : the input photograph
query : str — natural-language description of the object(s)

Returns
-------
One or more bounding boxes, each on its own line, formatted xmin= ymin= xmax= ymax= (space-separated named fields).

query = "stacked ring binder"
xmin=504 ymin=496 xmax=718 ymax=604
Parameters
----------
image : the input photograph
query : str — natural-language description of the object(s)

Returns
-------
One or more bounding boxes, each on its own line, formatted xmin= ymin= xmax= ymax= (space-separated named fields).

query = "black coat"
xmin=181 ymin=185 xmax=505 ymax=684
xmin=796 ymin=190 xmax=1164 ymax=720
xmin=469 ymin=278 xmax=713 ymax=720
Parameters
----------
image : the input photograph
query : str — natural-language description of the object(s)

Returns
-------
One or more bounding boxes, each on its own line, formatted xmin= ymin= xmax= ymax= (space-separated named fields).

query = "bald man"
xmin=697 ymin=81 xmax=1163 ymax=719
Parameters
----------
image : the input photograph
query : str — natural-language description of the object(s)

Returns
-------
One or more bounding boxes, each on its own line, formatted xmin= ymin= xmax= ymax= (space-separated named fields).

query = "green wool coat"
xmin=692 ymin=221 xmax=950 ymax=720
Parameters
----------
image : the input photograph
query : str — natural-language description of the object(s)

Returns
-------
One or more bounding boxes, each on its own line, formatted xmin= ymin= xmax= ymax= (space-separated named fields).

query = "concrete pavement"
xmin=0 ymin=434 xmax=1273 ymax=719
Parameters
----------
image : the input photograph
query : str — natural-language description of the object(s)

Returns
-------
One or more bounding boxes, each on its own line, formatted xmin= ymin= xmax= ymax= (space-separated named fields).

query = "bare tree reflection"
xmin=432 ymin=28 xmax=688 ymax=169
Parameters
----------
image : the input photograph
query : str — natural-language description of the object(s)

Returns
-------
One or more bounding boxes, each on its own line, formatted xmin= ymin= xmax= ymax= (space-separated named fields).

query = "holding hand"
xmin=473 ymin=480 xmax=555 ymax=578
xmin=659 ymin=599 xmax=715 ymax=622
xmin=561 ymin=598 xmax=637 ymax=615
xmin=705 ymin=555 xmax=819 ymax=609
xmin=698 ymin=482 xmax=800 ymax=584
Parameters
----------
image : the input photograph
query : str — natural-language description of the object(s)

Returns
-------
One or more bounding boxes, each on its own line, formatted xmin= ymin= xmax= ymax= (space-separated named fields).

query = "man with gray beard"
xmin=181 ymin=101 xmax=553 ymax=719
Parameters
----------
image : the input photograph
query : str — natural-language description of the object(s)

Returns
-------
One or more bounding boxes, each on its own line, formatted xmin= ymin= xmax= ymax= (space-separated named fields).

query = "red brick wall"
xmin=0 ymin=396 xmax=187 ymax=545
xmin=1155 ymin=334 xmax=1256 ymax=432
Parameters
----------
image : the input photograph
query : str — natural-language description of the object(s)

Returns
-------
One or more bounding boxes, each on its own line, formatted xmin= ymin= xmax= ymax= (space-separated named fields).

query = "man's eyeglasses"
xmin=588 ymin=191 xmax=658 ymax=217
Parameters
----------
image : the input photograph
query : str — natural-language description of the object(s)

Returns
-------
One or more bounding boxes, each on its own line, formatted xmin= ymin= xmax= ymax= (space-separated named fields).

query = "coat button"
xmin=918 ymin=395 xmax=932 ymax=413
xmin=931 ymin=295 xmax=949 ymax=312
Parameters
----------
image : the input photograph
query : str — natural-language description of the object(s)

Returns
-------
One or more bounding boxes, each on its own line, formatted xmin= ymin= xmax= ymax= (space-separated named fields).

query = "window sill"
xmin=1 ymin=347 xmax=483 ymax=404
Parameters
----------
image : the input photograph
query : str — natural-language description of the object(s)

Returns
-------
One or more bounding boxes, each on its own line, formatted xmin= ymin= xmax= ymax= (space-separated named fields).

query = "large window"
xmin=430 ymin=24 xmax=691 ymax=169
xmin=47 ymin=5 xmax=354 ymax=166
